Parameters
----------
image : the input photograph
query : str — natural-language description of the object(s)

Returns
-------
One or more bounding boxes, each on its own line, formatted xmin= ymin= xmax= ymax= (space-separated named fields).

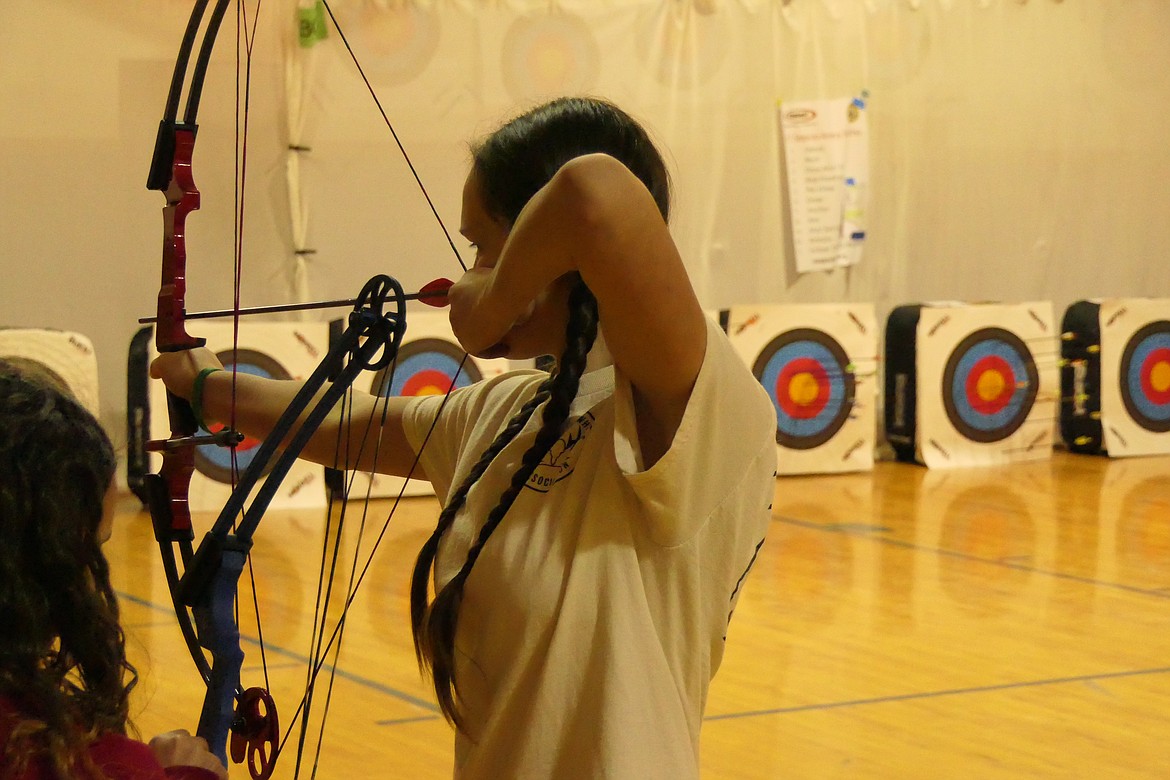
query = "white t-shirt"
xmin=403 ymin=317 xmax=777 ymax=779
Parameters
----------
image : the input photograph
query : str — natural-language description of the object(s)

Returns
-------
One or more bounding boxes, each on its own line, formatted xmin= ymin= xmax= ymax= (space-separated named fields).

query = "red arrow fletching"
xmin=418 ymin=277 xmax=453 ymax=308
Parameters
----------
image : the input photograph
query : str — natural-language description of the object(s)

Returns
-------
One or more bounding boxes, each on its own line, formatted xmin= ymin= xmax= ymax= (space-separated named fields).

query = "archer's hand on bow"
xmin=151 ymin=347 xmax=225 ymax=403
xmin=149 ymin=730 xmax=229 ymax=780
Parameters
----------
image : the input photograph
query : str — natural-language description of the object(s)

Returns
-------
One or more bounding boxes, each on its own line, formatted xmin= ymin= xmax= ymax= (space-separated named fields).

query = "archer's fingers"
xmin=149 ymin=348 xmax=223 ymax=393
xmin=149 ymin=730 xmax=228 ymax=779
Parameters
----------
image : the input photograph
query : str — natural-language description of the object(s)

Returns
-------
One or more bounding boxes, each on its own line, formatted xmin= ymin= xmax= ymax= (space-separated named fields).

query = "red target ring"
xmin=1140 ymin=347 xmax=1170 ymax=405
xmin=964 ymin=354 xmax=1016 ymax=416
xmin=400 ymin=368 xmax=459 ymax=397
xmin=775 ymin=357 xmax=831 ymax=420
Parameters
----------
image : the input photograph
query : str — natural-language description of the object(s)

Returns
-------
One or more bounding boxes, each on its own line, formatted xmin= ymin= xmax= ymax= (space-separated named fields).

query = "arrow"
xmin=139 ymin=278 xmax=453 ymax=324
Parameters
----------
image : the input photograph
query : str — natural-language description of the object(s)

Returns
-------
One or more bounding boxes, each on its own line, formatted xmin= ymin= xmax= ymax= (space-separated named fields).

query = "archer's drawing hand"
xmin=150 ymin=347 xmax=224 ymax=401
xmin=148 ymin=730 xmax=228 ymax=780
xmin=447 ymin=267 xmax=535 ymax=359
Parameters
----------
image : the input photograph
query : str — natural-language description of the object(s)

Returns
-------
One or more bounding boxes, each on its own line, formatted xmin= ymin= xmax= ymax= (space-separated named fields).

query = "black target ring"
xmin=941 ymin=327 xmax=1038 ymax=443
xmin=752 ymin=328 xmax=855 ymax=451
xmin=1119 ymin=320 xmax=1170 ymax=433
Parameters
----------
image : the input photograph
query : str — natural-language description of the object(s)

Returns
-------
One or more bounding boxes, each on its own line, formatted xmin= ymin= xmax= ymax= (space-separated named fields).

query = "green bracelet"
xmin=190 ymin=367 xmax=222 ymax=431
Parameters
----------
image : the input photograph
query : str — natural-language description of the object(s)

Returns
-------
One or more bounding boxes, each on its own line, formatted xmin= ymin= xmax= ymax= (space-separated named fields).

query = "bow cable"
xmin=231 ymin=0 xmax=275 ymax=715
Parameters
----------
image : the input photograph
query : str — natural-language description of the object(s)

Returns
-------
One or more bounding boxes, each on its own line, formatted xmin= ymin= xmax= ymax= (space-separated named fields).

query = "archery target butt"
xmin=1094 ymin=299 xmax=1170 ymax=457
xmin=885 ymin=302 xmax=1059 ymax=469
xmin=725 ymin=304 xmax=878 ymax=475
xmin=0 ymin=328 xmax=100 ymax=417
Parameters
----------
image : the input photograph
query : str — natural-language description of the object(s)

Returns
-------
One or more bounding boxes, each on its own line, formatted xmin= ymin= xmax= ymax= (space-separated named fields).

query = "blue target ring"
xmin=194 ymin=349 xmax=291 ymax=484
xmin=752 ymin=328 xmax=854 ymax=450
xmin=370 ymin=338 xmax=481 ymax=399
xmin=1120 ymin=321 xmax=1170 ymax=432
xmin=941 ymin=328 xmax=1038 ymax=443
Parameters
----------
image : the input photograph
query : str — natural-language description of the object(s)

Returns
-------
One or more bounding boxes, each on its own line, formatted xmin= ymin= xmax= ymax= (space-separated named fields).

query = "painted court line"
xmin=706 ymin=665 xmax=1170 ymax=721
xmin=774 ymin=515 xmax=1170 ymax=600
xmin=116 ymin=589 xmax=439 ymax=714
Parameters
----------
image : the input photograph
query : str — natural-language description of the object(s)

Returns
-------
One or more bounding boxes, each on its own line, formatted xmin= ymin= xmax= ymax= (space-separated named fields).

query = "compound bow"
xmin=143 ymin=2 xmax=468 ymax=777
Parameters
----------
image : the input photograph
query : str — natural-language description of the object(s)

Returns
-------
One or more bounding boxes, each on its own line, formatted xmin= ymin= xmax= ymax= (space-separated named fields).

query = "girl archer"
xmin=152 ymin=96 xmax=776 ymax=778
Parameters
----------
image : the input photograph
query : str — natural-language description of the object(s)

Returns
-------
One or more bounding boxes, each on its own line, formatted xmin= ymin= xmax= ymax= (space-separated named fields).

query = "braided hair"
xmin=410 ymin=97 xmax=671 ymax=727
xmin=0 ymin=363 xmax=133 ymax=779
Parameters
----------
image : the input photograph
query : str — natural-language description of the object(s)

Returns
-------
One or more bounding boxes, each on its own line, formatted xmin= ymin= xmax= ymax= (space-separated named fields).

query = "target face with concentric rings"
xmin=1119 ymin=320 xmax=1170 ymax=433
xmin=370 ymin=338 xmax=481 ymax=399
xmin=351 ymin=5 xmax=440 ymax=86
xmin=752 ymin=328 xmax=855 ymax=450
xmin=941 ymin=328 xmax=1038 ymax=443
xmin=502 ymin=12 xmax=600 ymax=101
xmin=195 ymin=349 xmax=292 ymax=484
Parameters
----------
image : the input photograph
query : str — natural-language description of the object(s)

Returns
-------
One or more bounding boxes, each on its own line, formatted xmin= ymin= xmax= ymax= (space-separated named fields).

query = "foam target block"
xmin=0 ymin=328 xmax=100 ymax=417
xmin=1062 ymin=298 xmax=1170 ymax=458
xmin=887 ymin=302 xmax=1058 ymax=468
xmin=725 ymin=303 xmax=878 ymax=475
xmin=337 ymin=310 xmax=515 ymax=500
xmin=148 ymin=322 xmax=331 ymax=511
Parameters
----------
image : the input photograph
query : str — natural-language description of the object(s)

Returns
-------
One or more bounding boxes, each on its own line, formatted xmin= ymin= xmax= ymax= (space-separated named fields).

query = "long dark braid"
xmin=408 ymin=384 xmax=552 ymax=660
xmin=411 ymin=280 xmax=599 ymax=726
xmin=411 ymin=96 xmax=668 ymax=728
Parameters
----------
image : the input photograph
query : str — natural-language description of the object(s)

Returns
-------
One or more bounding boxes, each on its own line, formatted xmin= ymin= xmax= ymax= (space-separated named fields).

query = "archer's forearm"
xmin=199 ymin=371 xmax=348 ymax=467
xmin=198 ymin=371 xmax=424 ymax=478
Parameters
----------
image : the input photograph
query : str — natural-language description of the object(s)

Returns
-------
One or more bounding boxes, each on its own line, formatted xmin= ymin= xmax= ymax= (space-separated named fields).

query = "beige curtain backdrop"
xmin=1 ymin=0 xmax=1167 ymax=468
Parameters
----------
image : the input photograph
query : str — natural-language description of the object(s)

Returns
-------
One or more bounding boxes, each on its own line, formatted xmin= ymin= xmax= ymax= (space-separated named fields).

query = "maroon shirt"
xmin=0 ymin=698 xmax=219 ymax=780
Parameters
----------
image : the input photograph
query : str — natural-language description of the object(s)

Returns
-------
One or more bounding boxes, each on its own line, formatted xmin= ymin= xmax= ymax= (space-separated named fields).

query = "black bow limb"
xmin=176 ymin=274 xmax=407 ymax=777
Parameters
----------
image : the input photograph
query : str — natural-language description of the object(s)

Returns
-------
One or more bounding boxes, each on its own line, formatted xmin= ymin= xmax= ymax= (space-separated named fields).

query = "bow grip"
xmin=192 ymin=541 xmax=249 ymax=769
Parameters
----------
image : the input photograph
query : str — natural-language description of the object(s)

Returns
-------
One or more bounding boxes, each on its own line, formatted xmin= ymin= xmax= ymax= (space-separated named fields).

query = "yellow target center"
xmin=788 ymin=372 xmax=821 ymax=406
xmin=976 ymin=370 xmax=1006 ymax=402
xmin=1151 ymin=361 xmax=1170 ymax=394
xmin=416 ymin=384 xmax=447 ymax=396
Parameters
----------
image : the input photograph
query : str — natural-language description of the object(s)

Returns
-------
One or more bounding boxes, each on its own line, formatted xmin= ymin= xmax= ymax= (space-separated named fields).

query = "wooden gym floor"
xmin=106 ymin=451 xmax=1170 ymax=778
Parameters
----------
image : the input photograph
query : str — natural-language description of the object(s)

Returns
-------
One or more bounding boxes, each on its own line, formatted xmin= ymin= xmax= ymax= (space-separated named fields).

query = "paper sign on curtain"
xmin=778 ymin=94 xmax=869 ymax=273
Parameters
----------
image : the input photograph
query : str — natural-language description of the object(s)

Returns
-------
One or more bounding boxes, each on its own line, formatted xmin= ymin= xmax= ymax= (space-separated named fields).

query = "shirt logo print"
xmin=526 ymin=411 xmax=595 ymax=493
